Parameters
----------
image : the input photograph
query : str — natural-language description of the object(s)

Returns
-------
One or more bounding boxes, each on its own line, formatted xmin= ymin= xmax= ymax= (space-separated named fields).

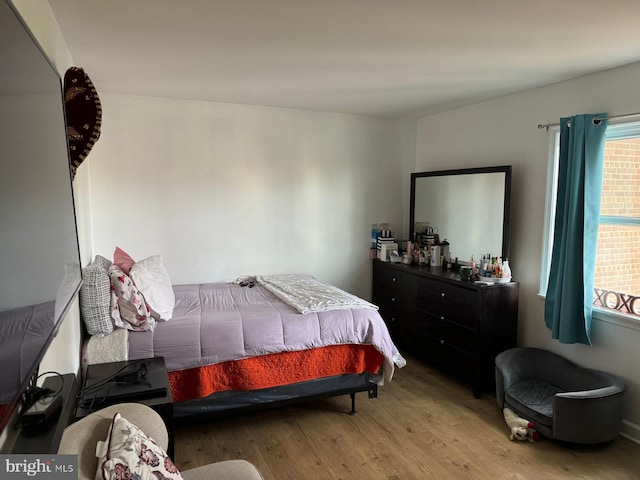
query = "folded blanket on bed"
xmin=256 ymin=274 xmax=378 ymax=314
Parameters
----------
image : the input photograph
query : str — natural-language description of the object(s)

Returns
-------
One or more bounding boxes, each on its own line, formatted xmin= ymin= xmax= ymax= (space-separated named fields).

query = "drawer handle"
xmin=440 ymin=292 xmax=446 ymax=298
xmin=440 ymin=316 xmax=445 ymax=321
xmin=392 ymin=277 xmax=397 ymax=282
xmin=391 ymin=317 xmax=396 ymax=322
xmin=391 ymin=297 xmax=396 ymax=302
xmin=440 ymin=339 xmax=445 ymax=345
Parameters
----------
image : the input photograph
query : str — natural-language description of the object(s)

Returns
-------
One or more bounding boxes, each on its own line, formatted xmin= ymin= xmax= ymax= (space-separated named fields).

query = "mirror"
xmin=409 ymin=166 xmax=511 ymax=263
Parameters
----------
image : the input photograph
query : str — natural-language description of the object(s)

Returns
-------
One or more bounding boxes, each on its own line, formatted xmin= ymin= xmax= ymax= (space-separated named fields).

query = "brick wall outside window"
xmin=594 ymin=138 xmax=640 ymax=302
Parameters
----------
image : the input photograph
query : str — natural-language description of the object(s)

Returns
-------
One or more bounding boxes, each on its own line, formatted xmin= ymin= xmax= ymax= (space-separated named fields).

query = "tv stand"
xmin=11 ymin=373 xmax=77 ymax=453
xmin=76 ymin=358 xmax=174 ymax=458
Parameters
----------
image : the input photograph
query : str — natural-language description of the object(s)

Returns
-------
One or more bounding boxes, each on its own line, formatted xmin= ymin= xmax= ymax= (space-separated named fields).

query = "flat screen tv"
xmin=0 ymin=0 xmax=81 ymax=451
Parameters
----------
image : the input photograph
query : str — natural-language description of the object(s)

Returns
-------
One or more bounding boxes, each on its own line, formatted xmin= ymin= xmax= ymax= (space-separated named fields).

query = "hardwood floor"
xmin=174 ymin=354 xmax=640 ymax=479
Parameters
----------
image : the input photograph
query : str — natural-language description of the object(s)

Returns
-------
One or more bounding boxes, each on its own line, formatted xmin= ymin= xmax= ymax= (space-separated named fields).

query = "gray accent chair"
xmin=58 ymin=402 xmax=264 ymax=480
xmin=495 ymin=347 xmax=626 ymax=444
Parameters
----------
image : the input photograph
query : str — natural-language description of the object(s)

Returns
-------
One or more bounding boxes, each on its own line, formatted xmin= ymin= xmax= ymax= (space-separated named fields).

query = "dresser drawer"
xmin=374 ymin=264 xmax=418 ymax=295
xmin=417 ymin=311 xmax=476 ymax=353
xmin=417 ymin=279 xmax=477 ymax=329
xmin=421 ymin=336 xmax=475 ymax=381
xmin=418 ymin=278 xmax=476 ymax=305
xmin=381 ymin=310 xmax=415 ymax=339
xmin=374 ymin=285 xmax=416 ymax=334
xmin=375 ymin=286 xmax=416 ymax=314
xmin=417 ymin=299 xmax=476 ymax=329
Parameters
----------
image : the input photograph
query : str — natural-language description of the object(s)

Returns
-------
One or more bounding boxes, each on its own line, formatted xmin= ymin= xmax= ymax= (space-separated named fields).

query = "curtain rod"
xmin=537 ymin=112 xmax=640 ymax=130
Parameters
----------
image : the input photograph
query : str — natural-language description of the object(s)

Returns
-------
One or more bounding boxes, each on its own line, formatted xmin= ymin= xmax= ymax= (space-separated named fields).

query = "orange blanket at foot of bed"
xmin=168 ymin=344 xmax=384 ymax=403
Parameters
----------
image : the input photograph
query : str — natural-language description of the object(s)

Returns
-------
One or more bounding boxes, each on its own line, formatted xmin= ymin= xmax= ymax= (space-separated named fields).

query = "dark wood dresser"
xmin=372 ymin=259 xmax=519 ymax=398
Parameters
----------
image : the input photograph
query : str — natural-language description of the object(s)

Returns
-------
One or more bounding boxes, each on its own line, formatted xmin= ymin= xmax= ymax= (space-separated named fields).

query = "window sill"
xmin=537 ymin=293 xmax=640 ymax=332
xmin=592 ymin=307 xmax=640 ymax=332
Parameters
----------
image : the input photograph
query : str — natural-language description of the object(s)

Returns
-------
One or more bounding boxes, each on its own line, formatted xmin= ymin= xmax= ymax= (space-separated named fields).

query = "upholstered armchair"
xmin=58 ymin=402 xmax=263 ymax=480
xmin=495 ymin=347 xmax=626 ymax=444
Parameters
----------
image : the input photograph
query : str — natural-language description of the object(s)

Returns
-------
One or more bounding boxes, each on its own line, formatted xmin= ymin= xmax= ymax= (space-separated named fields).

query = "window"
xmin=541 ymin=118 xmax=640 ymax=323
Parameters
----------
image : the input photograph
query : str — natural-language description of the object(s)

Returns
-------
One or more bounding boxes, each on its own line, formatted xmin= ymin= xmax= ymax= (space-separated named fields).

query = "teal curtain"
xmin=544 ymin=113 xmax=607 ymax=345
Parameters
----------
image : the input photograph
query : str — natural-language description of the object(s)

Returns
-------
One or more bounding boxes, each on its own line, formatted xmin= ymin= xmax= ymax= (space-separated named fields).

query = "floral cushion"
xmin=96 ymin=412 xmax=182 ymax=480
xmin=108 ymin=264 xmax=155 ymax=332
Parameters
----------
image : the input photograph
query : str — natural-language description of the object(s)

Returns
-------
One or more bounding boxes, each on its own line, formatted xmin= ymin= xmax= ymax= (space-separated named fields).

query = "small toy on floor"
xmin=503 ymin=407 xmax=540 ymax=442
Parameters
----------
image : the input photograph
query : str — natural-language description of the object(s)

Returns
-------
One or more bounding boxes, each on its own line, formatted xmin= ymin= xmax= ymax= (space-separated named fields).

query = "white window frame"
xmin=539 ymin=116 xmax=640 ymax=332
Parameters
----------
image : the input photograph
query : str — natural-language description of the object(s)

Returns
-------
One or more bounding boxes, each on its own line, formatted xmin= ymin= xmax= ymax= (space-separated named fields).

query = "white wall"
xmin=415 ymin=61 xmax=640 ymax=441
xmin=87 ymin=94 xmax=412 ymax=299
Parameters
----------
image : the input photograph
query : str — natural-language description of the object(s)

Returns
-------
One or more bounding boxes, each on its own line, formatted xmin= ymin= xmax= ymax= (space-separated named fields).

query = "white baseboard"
xmin=620 ymin=420 xmax=640 ymax=444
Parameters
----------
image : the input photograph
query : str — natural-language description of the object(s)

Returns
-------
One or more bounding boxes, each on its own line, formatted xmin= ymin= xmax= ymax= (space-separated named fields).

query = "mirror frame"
xmin=409 ymin=165 xmax=512 ymax=261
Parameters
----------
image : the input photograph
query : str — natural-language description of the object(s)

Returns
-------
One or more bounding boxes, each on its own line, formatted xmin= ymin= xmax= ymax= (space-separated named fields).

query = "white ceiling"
xmin=48 ymin=0 xmax=640 ymax=119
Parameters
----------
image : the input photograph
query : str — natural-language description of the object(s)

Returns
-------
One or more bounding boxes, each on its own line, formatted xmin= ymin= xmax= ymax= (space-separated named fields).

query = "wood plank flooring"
xmin=173 ymin=354 xmax=640 ymax=479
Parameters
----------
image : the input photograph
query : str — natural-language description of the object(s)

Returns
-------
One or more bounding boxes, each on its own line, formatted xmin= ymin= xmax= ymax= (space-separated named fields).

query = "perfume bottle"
xmin=470 ymin=255 xmax=476 ymax=280
xmin=502 ymin=259 xmax=512 ymax=280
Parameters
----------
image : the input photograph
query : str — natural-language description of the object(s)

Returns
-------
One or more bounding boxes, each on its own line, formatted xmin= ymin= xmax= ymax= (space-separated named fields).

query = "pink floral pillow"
xmin=96 ymin=412 xmax=183 ymax=480
xmin=113 ymin=246 xmax=136 ymax=275
xmin=108 ymin=264 xmax=155 ymax=332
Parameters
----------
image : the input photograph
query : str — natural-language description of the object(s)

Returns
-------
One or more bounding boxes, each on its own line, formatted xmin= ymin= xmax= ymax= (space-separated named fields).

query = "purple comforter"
xmin=128 ymin=282 xmax=405 ymax=382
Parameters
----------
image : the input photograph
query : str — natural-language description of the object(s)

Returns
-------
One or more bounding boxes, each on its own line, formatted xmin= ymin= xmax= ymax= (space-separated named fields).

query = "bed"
xmin=82 ymin=267 xmax=405 ymax=421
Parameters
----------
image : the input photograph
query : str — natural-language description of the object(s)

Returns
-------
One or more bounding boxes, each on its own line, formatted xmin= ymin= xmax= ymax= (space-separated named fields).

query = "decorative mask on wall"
xmin=63 ymin=66 xmax=102 ymax=180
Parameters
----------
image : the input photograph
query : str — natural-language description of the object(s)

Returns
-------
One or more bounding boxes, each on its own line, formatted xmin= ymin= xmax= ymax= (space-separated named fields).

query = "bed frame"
xmin=173 ymin=372 xmax=379 ymax=422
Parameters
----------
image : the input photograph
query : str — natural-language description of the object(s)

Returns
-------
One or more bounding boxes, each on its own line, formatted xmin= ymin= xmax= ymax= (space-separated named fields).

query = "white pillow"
xmin=130 ymin=255 xmax=175 ymax=321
